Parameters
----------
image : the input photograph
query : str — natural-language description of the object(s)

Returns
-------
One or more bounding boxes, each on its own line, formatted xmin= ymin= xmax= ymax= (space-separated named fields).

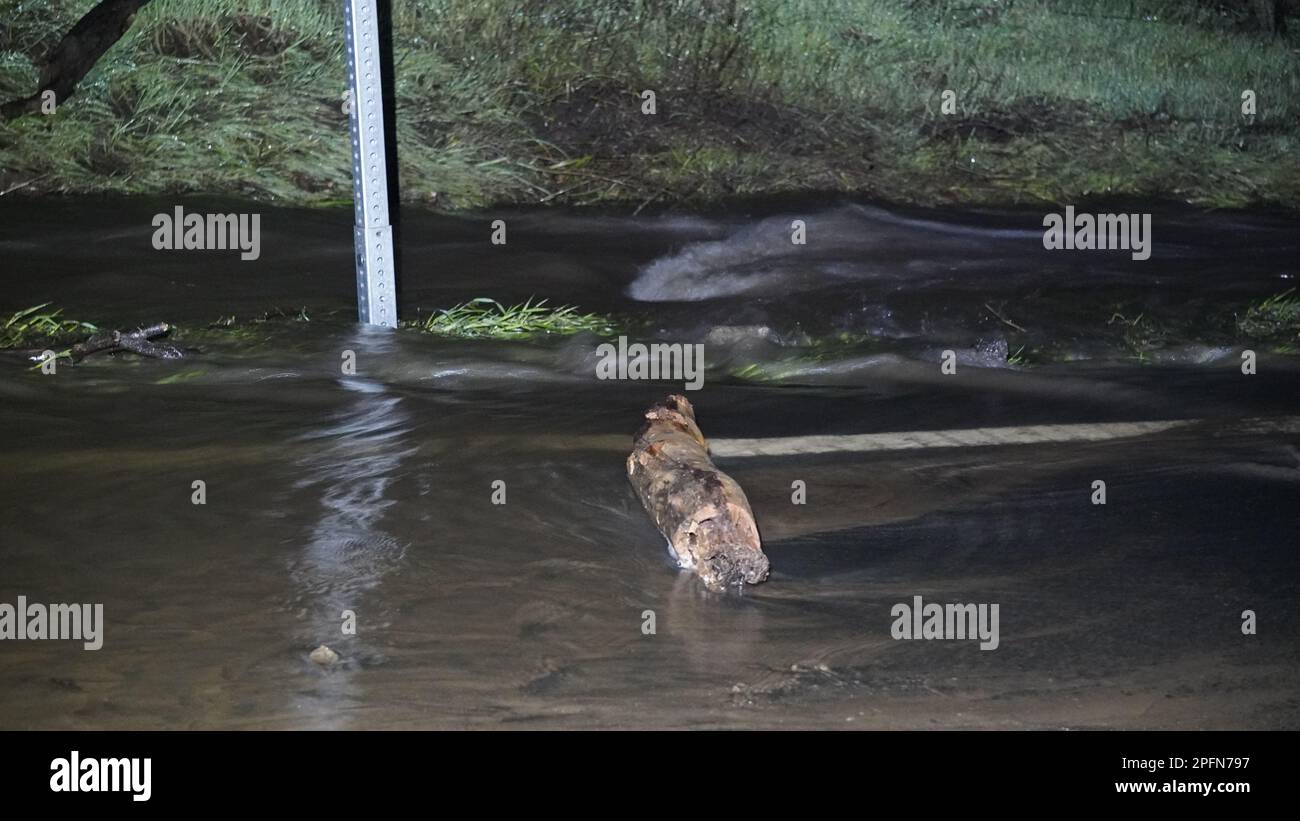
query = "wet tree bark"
xmin=627 ymin=395 xmax=769 ymax=591
xmin=69 ymin=323 xmax=182 ymax=361
xmin=1 ymin=0 xmax=155 ymax=121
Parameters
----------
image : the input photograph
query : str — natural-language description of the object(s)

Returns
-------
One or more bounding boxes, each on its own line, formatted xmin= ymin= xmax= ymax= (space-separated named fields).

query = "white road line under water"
xmin=710 ymin=416 xmax=1300 ymax=458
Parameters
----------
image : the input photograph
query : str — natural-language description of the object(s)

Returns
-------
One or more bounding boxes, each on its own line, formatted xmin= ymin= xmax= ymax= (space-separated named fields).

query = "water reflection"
xmin=666 ymin=571 xmax=767 ymax=676
xmin=286 ymin=329 xmax=416 ymax=725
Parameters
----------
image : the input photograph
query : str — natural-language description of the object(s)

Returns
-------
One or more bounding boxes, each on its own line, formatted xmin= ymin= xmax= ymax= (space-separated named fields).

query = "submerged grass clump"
xmin=1 ymin=303 xmax=97 ymax=348
xmin=1107 ymin=310 xmax=1169 ymax=362
xmin=409 ymin=298 xmax=617 ymax=340
xmin=1238 ymin=289 xmax=1300 ymax=344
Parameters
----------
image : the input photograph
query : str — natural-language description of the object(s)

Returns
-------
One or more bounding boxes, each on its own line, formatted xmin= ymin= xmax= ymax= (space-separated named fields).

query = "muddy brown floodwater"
xmin=0 ymin=198 xmax=1297 ymax=728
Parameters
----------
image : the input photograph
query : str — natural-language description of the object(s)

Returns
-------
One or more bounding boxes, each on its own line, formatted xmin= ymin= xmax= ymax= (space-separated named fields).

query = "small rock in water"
xmin=309 ymin=645 xmax=339 ymax=665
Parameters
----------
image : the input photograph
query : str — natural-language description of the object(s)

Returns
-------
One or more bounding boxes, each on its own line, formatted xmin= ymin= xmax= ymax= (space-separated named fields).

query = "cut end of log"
xmin=628 ymin=395 xmax=770 ymax=591
xmin=679 ymin=505 xmax=770 ymax=590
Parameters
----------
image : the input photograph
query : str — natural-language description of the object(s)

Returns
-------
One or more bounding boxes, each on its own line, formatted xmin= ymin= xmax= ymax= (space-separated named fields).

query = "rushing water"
xmin=0 ymin=198 xmax=1297 ymax=728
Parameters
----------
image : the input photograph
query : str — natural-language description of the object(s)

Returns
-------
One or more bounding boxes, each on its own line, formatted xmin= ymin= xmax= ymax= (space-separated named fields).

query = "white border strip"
xmin=710 ymin=416 xmax=1300 ymax=458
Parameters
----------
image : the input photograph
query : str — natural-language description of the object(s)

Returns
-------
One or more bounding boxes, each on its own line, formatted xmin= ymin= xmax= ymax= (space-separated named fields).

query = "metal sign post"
xmin=344 ymin=0 xmax=397 ymax=327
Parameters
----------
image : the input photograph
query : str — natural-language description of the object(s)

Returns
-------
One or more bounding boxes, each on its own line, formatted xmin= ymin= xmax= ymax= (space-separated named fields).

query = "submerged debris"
xmin=1238 ymin=289 xmax=1300 ymax=348
xmin=1 ymin=303 xmax=97 ymax=349
xmin=65 ymin=323 xmax=183 ymax=362
xmin=1 ymin=304 xmax=182 ymax=365
xmin=309 ymin=645 xmax=339 ymax=666
xmin=410 ymin=298 xmax=617 ymax=340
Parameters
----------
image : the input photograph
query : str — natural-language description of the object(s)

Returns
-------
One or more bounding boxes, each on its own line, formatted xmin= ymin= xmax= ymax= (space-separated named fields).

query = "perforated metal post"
xmin=344 ymin=0 xmax=397 ymax=327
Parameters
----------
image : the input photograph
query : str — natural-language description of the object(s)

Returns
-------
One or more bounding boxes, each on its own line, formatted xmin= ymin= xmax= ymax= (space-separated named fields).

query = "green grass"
xmin=1 ymin=0 xmax=1298 ymax=207
xmin=1238 ymin=288 xmax=1300 ymax=342
xmin=0 ymin=303 xmax=97 ymax=348
xmin=408 ymin=298 xmax=617 ymax=340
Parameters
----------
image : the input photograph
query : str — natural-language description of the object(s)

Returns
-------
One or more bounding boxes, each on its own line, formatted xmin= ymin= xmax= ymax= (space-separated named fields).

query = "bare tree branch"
xmin=1 ymin=0 xmax=155 ymax=121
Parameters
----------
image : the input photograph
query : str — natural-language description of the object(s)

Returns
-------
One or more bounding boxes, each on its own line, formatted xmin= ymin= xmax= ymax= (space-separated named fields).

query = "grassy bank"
xmin=2 ymin=0 xmax=1298 ymax=209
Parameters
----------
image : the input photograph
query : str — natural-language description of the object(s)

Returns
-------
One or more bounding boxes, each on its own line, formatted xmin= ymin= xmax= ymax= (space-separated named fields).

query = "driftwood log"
xmin=627 ymin=395 xmax=769 ymax=591
xmin=68 ymin=322 xmax=182 ymax=361
xmin=6 ymin=322 xmax=183 ymax=363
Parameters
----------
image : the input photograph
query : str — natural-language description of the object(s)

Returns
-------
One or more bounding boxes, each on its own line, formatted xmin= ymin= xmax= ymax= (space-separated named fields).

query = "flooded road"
xmin=1 ymin=198 xmax=1297 ymax=728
